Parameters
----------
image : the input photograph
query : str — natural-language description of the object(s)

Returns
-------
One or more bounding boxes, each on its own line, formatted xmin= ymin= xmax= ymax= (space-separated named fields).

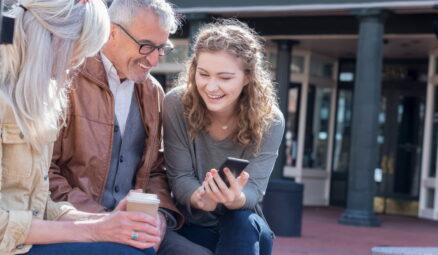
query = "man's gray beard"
xmin=133 ymin=72 xmax=150 ymax=83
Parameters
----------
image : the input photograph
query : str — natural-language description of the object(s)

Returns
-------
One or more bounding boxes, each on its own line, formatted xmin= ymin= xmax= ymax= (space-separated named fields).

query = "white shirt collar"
xmin=100 ymin=52 xmax=135 ymax=137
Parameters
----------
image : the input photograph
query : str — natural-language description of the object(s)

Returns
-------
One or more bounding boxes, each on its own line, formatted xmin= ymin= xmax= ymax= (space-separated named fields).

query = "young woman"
xmin=0 ymin=1 xmax=159 ymax=254
xmin=163 ymin=19 xmax=285 ymax=255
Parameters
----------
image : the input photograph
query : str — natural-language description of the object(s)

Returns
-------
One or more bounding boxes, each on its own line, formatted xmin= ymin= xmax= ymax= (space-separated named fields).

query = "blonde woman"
xmin=0 ymin=1 xmax=158 ymax=255
xmin=163 ymin=19 xmax=285 ymax=254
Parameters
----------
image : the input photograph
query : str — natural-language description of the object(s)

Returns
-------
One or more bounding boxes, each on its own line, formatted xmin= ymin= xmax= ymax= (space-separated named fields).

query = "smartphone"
xmin=218 ymin=157 xmax=249 ymax=186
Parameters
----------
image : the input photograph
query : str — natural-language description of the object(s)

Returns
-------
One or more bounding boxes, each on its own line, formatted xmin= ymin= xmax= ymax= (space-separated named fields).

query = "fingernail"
xmin=211 ymin=169 xmax=217 ymax=175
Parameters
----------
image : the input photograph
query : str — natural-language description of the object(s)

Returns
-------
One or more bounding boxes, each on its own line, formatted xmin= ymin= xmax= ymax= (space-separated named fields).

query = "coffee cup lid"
xmin=127 ymin=192 xmax=160 ymax=204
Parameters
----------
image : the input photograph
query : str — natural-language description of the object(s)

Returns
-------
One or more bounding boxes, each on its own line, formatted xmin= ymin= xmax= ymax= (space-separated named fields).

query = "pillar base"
xmin=338 ymin=209 xmax=380 ymax=227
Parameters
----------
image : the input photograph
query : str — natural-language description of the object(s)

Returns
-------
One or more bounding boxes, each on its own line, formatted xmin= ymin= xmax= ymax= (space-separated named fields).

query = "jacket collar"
xmin=79 ymin=54 xmax=109 ymax=89
xmin=77 ymin=54 xmax=160 ymax=113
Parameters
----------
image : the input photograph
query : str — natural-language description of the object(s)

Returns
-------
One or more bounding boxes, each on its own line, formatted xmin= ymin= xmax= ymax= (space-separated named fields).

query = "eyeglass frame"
xmin=114 ymin=23 xmax=173 ymax=56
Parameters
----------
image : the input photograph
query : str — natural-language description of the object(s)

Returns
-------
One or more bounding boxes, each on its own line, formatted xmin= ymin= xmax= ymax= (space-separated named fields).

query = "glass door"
xmin=374 ymin=85 xmax=425 ymax=216
xmin=330 ymin=84 xmax=353 ymax=206
xmin=330 ymin=59 xmax=356 ymax=207
xmin=331 ymin=59 xmax=428 ymax=211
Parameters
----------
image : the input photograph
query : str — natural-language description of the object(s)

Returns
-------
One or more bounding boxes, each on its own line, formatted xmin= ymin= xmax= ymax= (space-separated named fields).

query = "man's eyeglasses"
xmin=114 ymin=23 xmax=173 ymax=56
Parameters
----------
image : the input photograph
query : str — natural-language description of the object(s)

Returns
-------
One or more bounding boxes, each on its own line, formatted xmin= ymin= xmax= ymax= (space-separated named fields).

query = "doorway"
xmin=330 ymin=59 xmax=428 ymax=215
xmin=374 ymin=82 xmax=426 ymax=216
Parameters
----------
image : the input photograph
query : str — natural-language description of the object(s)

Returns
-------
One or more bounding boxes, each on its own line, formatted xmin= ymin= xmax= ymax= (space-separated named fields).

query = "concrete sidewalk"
xmin=372 ymin=247 xmax=438 ymax=255
xmin=272 ymin=206 xmax=438 ymax=255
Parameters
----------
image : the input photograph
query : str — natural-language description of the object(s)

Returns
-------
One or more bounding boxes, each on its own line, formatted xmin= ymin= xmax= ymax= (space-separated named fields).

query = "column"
xmin=271 ymin=40 xmax=298 ymax=180
xmin=339 ymin=9 xmax=387 ymax=227
xmin=263 ymin=41 xmax=303 ymax=238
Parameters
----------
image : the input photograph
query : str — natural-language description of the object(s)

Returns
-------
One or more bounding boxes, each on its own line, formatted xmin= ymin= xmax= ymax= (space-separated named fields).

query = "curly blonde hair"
xmin=179 ymin=19 xmax=278 ymax=152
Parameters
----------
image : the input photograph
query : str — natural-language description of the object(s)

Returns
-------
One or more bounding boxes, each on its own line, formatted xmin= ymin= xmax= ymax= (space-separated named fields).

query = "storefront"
xmin=155 ymin=0 xmax=438 ymax=222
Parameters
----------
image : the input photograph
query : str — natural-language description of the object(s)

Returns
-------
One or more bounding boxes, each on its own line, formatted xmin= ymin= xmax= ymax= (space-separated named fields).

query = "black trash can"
xmin=262 ymin=179 xmax=304 ymax=237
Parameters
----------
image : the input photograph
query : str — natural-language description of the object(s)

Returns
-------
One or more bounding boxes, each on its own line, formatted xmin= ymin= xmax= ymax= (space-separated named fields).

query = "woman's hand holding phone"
xmin=204 ymin=168 xmax=249 ymax=210
xmin=190 ymin=185 xmax=218 ymax=211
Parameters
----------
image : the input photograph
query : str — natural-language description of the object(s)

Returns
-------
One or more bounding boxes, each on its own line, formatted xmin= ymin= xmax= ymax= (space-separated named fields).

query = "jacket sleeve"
xmin=0 ymin=127 xmax=33 ymax=253
xmin=141 ymin=86 xmax=184 ymax=229
xmin=0 ymin=209 xmax=32 ymax=253
xmin=49 ymin=125 xmax=106 ymax=213
xmin=45 ymin=195 xmax=76 ymax=221
xmin=143 ymin=150 xmax=184 ymax=229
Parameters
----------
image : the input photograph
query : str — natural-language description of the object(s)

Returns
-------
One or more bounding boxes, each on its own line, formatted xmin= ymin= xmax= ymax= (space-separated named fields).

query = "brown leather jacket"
xmin=49 ymin=55 xmax=183 ymax=228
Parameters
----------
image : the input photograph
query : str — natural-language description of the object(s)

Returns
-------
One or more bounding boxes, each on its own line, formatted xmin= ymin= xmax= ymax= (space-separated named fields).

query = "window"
xmin=159 ymin=43 xmax=188 ymax=64
xmin=291 ymin=56 xmax=305 ymax=74
xmin=285 ymin=84 xmax=301 ymax=167
xmin=310 ymin=58 xmax=333 ymax=79
xmin=429 ymin=87 xmax=438 ymax=178
xmin=426 ymin=188 xmax=435 ymax=209
xmin=332 ymin=89 xmax=353 ymax=172
xmin=303 ymin=85 xmax=332 ymax=169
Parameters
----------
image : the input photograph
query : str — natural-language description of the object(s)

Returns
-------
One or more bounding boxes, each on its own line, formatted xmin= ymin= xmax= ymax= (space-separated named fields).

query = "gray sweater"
xmin=163 ymin=87 xmax=285 ymax=227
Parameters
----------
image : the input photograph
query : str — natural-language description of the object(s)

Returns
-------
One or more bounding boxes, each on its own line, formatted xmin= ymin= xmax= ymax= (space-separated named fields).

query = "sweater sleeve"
xmin=241 ymin=108 xmax=285 ymax=209
xmin=163 ymin=89 xmax=201 ymax=210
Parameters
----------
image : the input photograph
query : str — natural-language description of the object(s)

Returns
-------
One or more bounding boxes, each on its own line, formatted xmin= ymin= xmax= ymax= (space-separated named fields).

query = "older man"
xmin=49 ymin=0 xmax=212 ymax=254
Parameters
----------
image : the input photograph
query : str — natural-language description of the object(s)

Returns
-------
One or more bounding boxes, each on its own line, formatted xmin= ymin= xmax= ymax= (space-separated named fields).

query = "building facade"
xmin=151 ymin=0 xmax=438 ymax=222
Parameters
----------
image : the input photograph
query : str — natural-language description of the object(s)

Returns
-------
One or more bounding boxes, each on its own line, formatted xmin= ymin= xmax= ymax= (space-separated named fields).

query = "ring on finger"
xmin=131 ymin=232 xmax=139 ymax=240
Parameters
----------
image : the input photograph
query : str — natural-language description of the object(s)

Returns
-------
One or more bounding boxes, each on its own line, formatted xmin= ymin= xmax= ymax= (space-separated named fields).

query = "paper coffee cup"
xmin=126 ymin=192 xmax=160 ymax=217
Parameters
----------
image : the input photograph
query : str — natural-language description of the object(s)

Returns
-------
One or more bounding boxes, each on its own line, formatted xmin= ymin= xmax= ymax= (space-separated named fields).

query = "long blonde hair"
xmin=0 ymin=0 xmax=110 ymax=152
xmin=180 ymin=19 xmax=278 ymax=152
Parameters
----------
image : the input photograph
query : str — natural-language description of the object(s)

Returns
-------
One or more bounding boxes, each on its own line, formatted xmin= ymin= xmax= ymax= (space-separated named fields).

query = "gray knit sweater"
xmin=163 ymin=87 xmax=285 ymax=227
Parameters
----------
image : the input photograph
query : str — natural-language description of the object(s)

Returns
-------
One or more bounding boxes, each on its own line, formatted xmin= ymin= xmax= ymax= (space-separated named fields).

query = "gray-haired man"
xmin=49 ymin=0 xmax=212 ymax=254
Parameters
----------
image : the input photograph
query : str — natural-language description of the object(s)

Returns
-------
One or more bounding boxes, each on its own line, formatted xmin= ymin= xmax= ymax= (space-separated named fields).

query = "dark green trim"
xmin=171 ymin=13 xmax=436 ymax=39
xmin=169 ymin=0 xmax=432 ymax=8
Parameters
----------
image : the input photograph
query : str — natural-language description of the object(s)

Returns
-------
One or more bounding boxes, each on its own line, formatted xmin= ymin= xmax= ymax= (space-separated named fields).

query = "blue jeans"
xmin=25 ymin=242 xmax=156 ymax=255
xmin=178 ymin=210 xmax=273 ymax=255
